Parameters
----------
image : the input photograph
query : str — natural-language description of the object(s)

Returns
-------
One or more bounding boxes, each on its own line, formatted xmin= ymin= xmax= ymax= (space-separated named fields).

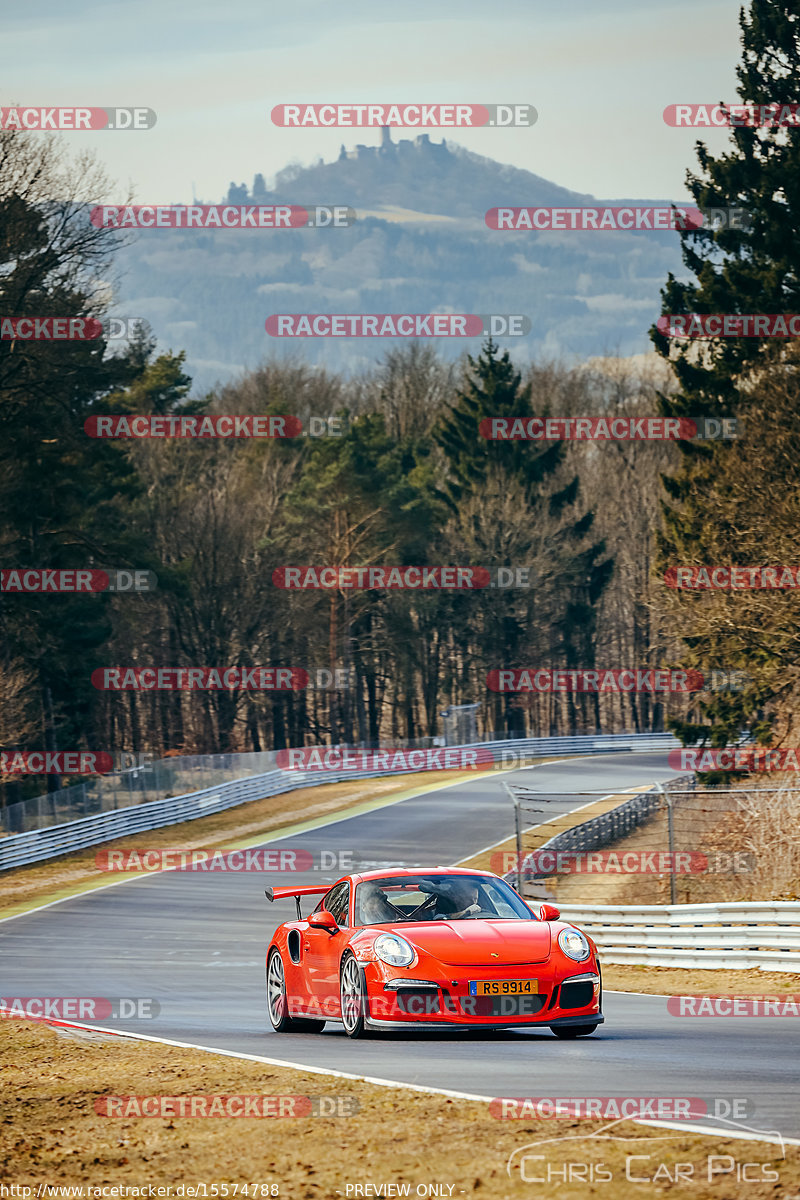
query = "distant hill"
xmin=113 ymin=130 xmax=688 ymax=393
xmin=229 ymin=131 xmax=596 ymax=217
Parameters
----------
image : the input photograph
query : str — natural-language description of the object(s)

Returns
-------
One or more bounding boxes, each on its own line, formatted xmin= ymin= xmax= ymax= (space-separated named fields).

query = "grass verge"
xmin=1 ymin=1019 xmax=797 ymax=1198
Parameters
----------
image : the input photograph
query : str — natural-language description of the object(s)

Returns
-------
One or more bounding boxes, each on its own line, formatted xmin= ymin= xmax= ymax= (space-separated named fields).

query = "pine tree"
xmin=435 ymin=340 xmax=612 ymax=735
xmin=651 ymin=1 xmax=800 ymax=753
xmin=0 ymin=131 xmax=187 ymax=791
xmin=435 ymin=339 xmax=562 ymax=507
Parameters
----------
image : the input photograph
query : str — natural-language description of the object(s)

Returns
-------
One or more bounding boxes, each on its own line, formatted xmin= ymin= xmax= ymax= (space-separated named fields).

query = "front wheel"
xmin=340 ymin=952 xmax=371 ymax=1038
xmin=551 ymin=1023 xmax=599 ymax=1039
xmin=267 ymin=950 xmax=325 ymax=1033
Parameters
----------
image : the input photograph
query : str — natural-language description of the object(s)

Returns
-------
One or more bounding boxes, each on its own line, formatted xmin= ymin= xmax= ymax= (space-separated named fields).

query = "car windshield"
xmin=354 ymin=873 xmax=535 ymax=926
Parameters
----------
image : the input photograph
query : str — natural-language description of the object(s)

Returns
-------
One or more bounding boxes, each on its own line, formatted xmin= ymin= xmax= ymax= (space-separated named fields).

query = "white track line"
xmin=4 ymin=1008 xmax=797 ymax=1147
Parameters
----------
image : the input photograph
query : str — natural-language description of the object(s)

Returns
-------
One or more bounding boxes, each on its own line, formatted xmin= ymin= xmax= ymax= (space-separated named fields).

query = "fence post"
xmin=654 ymin=781 xmax=676 ymax=905
xmin=514 ymin=798 xmax=523 ymax=892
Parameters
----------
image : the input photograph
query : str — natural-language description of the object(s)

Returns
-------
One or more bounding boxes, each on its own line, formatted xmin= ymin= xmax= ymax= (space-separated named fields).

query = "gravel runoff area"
xmin=2 ymin=1018 xmax=798 ymax=1198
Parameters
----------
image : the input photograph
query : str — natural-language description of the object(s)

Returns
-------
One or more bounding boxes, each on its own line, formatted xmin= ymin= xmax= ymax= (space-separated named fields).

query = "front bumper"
xmin=365 ymin=1012 xmax=605 ymax=1031
xmin=360 ymin=965 xmax=602 ymax=1030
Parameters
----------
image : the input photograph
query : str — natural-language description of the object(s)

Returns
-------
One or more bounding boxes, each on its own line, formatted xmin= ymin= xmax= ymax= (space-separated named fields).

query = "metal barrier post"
xmin=654 ymin=781 xmax=676 ymax=905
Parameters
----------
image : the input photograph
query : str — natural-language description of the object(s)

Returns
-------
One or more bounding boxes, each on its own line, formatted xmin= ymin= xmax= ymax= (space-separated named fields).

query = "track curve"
xmin=1 ymin=753 xmax=798 ymax=1139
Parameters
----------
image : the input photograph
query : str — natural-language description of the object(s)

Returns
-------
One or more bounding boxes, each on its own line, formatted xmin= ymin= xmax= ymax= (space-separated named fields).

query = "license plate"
xmin=469 ymin=979 xmax=538 ymax=996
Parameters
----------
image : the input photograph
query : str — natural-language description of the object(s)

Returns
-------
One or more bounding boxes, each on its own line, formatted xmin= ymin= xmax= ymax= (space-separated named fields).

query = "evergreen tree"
xmin=435 ymin=340 xmax=612 ymax=735
xmin=435 ymin=339 xmax=562 ymax=507
xmin=651 ymin=0 xmax=800 ymax=752
xmin=0 ymin=131 xmax=189 ymax=790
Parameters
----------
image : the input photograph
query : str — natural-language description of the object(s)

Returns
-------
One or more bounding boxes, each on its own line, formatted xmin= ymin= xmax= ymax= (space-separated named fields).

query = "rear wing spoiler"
xmin=265 ymin=883 xmax=330 ymax=920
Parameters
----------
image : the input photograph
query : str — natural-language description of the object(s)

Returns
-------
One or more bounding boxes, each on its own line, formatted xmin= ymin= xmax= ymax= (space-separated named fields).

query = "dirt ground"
xmin=600 ymin=963 xmax=800 ymax=995
xmin=1 ymin=1019 xmax=797 ymax=1199
xmin=3 ymin=769 xmax=799 ymax=1196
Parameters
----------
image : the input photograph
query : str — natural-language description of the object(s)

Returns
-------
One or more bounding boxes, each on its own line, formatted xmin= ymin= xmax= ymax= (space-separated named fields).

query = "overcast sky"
xmin=3 ymin=0 xmax=744 ymax=203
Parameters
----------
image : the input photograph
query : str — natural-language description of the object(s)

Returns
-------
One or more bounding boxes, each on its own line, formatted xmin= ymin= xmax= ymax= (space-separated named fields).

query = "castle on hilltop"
xmin=224 ymin=127 xmax=449 ymax=204
xmin=338 ymin=124 xmax=449 ymax=162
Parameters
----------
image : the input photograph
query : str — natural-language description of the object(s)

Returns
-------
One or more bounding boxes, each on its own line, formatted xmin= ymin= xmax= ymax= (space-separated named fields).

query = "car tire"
xmin=267 ymin=949 xmax=325 ymax=1033
xmin=550 ymin=1023 xmax=599 ymax=1038
xmin=340 ymin=951 xmax=371 ymax=1039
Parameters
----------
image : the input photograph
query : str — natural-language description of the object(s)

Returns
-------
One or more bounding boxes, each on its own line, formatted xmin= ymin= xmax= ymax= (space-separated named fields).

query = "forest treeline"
xmin=3 ymin=0 xmax=800 ymax=800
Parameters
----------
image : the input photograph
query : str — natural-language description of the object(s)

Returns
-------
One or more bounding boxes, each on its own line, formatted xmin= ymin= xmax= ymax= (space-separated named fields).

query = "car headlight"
xmin=373 ymin=933 xmax=416 ymax=967
xmin=558 ymin=928 xmax=591 ymax=962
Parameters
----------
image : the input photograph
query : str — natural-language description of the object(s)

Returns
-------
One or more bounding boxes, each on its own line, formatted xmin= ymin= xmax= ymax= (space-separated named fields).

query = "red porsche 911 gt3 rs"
xmin=264 ymin=867 xmax=603 ymax=1038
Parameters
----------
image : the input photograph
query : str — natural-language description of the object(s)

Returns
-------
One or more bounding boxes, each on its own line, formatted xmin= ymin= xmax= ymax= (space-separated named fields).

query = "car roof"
xmin=350 ymin=866 xmax=498 ymax=884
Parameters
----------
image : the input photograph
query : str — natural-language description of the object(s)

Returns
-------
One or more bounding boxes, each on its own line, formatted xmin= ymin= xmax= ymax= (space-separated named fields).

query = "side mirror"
xmin=308 ymin=909 xmax=339 ymax=934
xmin=538 ymin=903 xmax=561 ymax=922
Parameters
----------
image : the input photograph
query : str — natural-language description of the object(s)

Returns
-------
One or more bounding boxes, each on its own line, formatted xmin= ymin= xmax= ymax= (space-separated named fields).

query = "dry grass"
xmin=601 ymin=963 xmax=800 ymax=995
xmin=466 ymin=777 xmax=800 ymax=906
xmin=1 ymin=1019 xmax=797 ymax=1198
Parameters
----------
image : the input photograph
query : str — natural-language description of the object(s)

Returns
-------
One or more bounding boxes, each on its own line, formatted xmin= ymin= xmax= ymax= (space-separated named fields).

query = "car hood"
xmin=402 ymin=919 xmax=552 ymax=966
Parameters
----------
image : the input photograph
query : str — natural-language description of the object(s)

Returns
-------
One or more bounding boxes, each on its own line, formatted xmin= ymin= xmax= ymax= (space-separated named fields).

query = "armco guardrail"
xmin=0 ymin=731 xmax=682 ymax=871
xmin=558 ymin=901 xmax=800 ymax=973
xmin=509 ymin=774 xmax=695 ymax=895
xmin=0 ymin=764 xmax=395 ymax=872
xmin=0 ymin=731 xmax=682 ymax=838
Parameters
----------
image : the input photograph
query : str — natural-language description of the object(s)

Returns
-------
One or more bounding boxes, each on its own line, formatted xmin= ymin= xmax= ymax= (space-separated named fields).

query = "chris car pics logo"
xmin=505 ymin=1116 xmax=784 ymax=1185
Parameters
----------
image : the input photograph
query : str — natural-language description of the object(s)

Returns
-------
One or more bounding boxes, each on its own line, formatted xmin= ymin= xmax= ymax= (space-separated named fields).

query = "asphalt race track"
xmin=2 ymin=753 xmax=799 ymax=1141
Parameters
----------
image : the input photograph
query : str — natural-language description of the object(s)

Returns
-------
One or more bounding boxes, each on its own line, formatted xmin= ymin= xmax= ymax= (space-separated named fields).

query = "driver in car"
xmin=432 ymin=879 xmax=482 ymax=920
xmin=357 ymin=881 xmax=401 ymax=924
